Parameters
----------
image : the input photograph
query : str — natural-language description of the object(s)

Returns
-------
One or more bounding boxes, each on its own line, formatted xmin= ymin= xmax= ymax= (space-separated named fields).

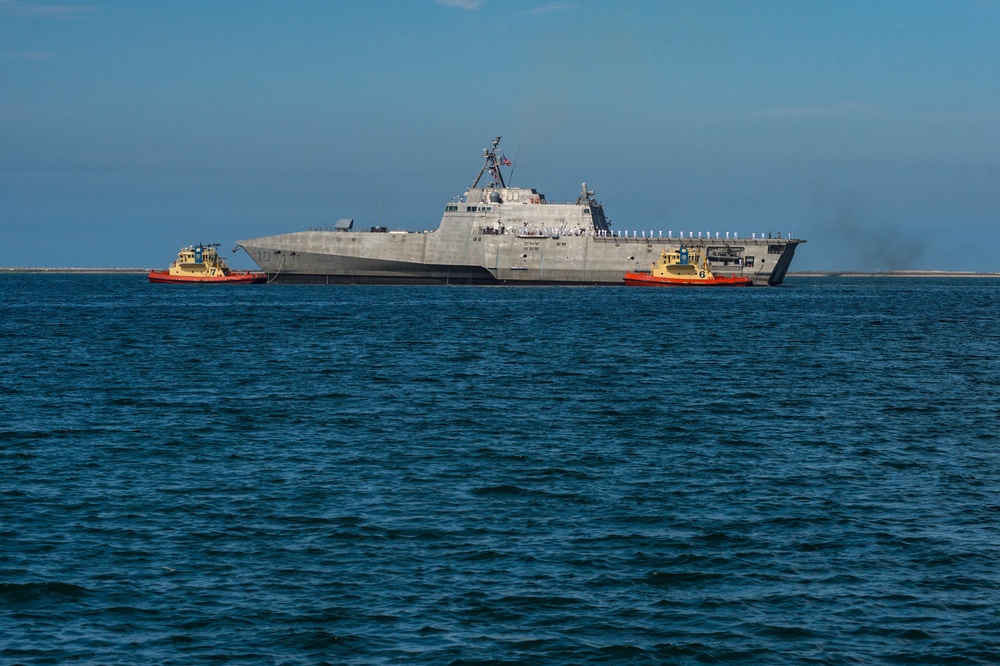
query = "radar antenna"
xmin=470 ymin=136 xmax=509 ymax=189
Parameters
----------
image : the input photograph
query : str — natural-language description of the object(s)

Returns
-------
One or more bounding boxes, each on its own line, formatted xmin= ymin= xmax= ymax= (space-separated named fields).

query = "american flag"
xmin=501 ymin=155 xmax=512 ymax=166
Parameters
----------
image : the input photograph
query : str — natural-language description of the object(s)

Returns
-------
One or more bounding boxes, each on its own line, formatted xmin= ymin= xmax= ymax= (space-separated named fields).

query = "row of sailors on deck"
xmin=506 ymin=227 xmax=786 ymax=240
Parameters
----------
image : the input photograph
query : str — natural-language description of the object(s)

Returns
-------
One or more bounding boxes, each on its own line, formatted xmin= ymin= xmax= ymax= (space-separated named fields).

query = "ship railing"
xmin=303 ymin=223 xmax=797 ymax=240
xmin=306 ymin=225 xmax=435 ymax=234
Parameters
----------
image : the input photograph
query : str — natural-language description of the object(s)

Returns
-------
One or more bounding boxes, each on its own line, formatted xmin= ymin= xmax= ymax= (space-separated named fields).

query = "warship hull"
xmin=238 ymin=137 xmax=805 ymax=286
xmin=238 ymin=234 xmax=803 ymax=286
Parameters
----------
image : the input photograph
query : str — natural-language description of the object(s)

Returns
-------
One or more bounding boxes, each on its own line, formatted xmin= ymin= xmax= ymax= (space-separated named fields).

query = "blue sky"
xmin=2 ymin=0 xmax=998 ymax=271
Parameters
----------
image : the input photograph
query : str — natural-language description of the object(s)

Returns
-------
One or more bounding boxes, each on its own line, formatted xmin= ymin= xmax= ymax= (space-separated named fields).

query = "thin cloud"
xmin=4 ymin=52 xmax=55 ymax=59
xmin=668 ymin=104 xmax=878 ymax=124
xmin=0 ymin=0 xmax=96 ymax=17
xmin=435 ymin=0 xmax=483 ymax=9
xmin=522 ymin=3 xmax=578 ymax=15
xmin=752 ymin=103 xmax=875 ymax=120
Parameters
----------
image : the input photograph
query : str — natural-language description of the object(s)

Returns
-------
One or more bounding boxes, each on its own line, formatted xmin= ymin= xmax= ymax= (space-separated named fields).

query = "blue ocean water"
xmin=1 ymin=274 xmax=999 ymax=665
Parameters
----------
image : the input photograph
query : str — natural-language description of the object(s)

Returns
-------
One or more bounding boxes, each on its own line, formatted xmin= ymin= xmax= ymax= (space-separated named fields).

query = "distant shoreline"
xmin=1 ymin=268 xmax=150 ymax=274
xmin=1 ymin=268 xmax=998 ymax=278
xmin=789 ymin=271 xmax=1000 ymax=278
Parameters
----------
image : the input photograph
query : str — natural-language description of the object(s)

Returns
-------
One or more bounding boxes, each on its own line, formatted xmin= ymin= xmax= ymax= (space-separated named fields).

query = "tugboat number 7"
xmin=148 ymin=243 xmax=266 ymax=284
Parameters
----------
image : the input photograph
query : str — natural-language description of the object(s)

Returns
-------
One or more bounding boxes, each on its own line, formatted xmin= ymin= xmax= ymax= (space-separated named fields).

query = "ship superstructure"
xmin=237 ymin=137 xmax=805 ymax=285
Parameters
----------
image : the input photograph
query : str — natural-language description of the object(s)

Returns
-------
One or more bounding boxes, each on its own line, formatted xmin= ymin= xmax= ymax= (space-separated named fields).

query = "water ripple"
xmin=1 ymin=276 xmax=999 ymax=664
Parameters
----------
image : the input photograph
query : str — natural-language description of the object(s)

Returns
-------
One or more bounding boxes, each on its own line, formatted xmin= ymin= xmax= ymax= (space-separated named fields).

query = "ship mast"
xmin=470 ymin=136 xmax=508 ymax=189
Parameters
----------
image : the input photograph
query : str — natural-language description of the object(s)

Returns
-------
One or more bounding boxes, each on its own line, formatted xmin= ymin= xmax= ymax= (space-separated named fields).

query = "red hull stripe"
xmin=147 ymin=270 xmax=266 ymax=284
xmin=623 ymin=273 xmax=752 ymax=287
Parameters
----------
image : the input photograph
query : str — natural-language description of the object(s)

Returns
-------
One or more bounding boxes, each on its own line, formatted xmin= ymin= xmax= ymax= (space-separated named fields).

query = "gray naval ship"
xmin=237 ymin=137 xmax=805 ymax=286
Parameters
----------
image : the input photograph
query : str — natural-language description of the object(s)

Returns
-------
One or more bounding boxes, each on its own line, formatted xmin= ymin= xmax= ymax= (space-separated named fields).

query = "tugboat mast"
xmin=470 ymin=136 xmax=508 ymax=189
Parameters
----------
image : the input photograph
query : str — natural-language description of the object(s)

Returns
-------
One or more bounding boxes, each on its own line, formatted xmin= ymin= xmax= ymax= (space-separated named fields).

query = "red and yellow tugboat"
xmin=148 ymin=243 xmax=266 ymax=284
xmin=624 ymin=246 xmax=753 ymax=287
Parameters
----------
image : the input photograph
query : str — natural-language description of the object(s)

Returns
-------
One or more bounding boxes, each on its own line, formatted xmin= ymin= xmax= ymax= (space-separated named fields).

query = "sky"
xmin=2 ymin=0 xmax=999 ymax=271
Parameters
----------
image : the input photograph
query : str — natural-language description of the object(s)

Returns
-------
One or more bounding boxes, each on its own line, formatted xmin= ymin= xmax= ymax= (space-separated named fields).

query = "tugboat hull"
xmin=148 ymin=243 xmax=266 ymax=284
xmin=623 ymin=273 xmax=753 ymax=287
xmin=147 ymin=270 xmax=265 ymax=284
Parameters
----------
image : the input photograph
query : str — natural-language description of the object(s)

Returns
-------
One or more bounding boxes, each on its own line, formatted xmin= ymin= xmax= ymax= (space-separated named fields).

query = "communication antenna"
xmin=470 ymin=136 xmax=507 ymax=189
xmin=508 ymin=142 xmax=521 ymax=186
